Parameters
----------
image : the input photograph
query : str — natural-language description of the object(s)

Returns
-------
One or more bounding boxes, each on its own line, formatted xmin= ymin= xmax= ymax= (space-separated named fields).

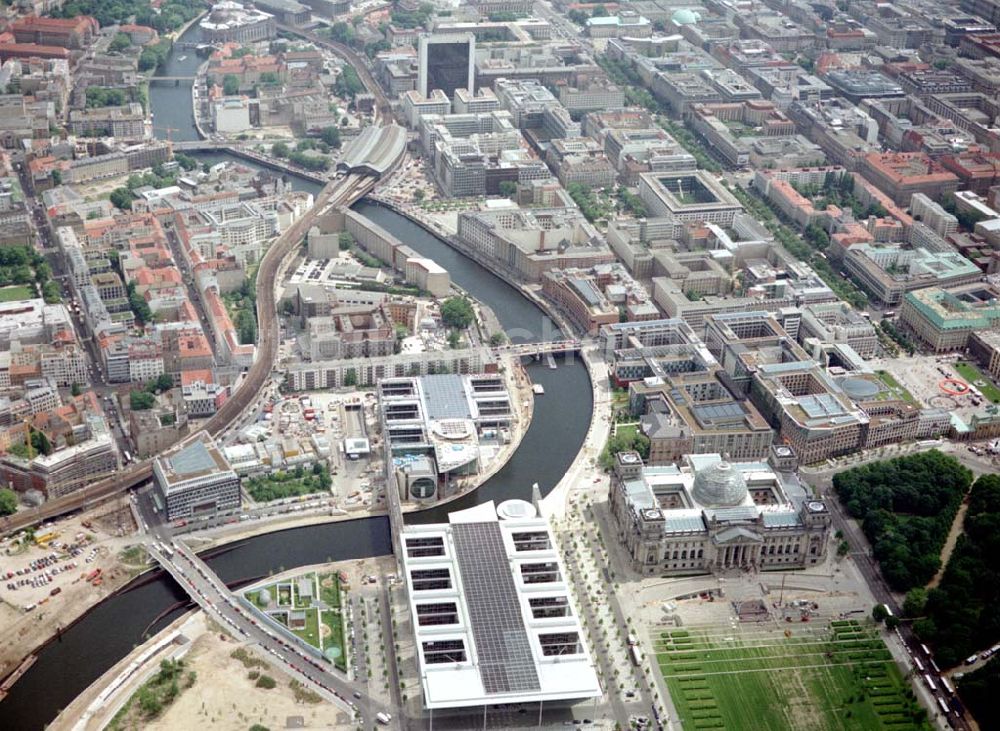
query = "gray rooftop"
xmin=421 ymin=374 xmax=473 ymax=421
xmin=170 ymin=440 xmax=216 ymax=476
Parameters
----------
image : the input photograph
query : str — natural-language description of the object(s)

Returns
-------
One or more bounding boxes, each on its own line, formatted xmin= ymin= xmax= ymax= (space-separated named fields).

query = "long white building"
xmin=401 ymin=500 xmax=602 ymax=710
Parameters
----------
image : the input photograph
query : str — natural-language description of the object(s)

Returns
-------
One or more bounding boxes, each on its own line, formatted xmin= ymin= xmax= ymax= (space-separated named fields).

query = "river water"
xmin=0 ymin=26 xmax=592 ymax=729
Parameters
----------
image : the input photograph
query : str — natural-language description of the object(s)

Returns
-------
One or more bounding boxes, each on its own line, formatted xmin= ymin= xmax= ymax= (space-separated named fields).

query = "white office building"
xmin=401 ymin=500 xmax=602 ymax=710
xmin=154 ymin=431 xmax=241 ymax=520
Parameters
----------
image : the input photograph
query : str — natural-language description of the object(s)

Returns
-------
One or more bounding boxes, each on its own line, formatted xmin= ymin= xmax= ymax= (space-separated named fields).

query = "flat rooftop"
xmin=401 ymin=501 xmax=601 ymax=709
xmin=155 ymin=431 xmax=233 ymax=489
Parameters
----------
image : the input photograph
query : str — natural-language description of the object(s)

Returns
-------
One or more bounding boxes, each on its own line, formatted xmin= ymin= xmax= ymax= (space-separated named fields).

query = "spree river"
xmin=0 ymin=25 xmax=593 ymax=731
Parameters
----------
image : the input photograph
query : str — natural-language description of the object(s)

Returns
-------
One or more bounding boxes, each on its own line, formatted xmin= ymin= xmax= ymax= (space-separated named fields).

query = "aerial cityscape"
xmin=0 ymin=0 xmax=1000 ymax=728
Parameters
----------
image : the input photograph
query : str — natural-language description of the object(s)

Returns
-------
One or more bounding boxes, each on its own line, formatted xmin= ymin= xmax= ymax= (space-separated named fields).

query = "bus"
xmin=937 ymin=698 xmax=950 ymax=716
xmin=913 ymin=657 xmax=924 ymax=672
xmin=941 ymin=677 xmax=954 ymax=695
xmin=882 ymin=603 xmax=894 ymax=618
xmin=920 ymin=644 xmax=931 ymax=656
xmin=924 ymin=674 xmax=937 ymax=692
xmin=630 ymin=645 xmax=644 ymax=667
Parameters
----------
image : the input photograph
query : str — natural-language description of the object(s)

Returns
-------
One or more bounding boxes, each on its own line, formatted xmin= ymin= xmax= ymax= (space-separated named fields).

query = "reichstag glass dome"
xmin=692 ymin=461 xmax=748 ymax=508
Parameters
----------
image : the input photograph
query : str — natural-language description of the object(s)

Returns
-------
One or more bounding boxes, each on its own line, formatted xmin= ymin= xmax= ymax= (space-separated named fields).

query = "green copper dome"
xmin=671 ymin=8 xmax=701 ymax=25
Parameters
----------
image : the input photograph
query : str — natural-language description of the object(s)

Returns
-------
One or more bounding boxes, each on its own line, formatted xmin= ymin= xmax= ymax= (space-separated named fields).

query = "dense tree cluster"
xmin=333 ymin=66 xmax=363 ymax=99
xmin=0 ymin=246 xmax=60 ymax=303
xmin=0 ymin=488 xmax=17 ymax=516
xmin=130 ymin=390 xmax=155 ymax=410
xmin=599 ymin=428 xmax=650 ymax=470
xmin=960 ymin=654 xmax=1000 ymax=730
xmin=319 ymin=126 xmax=341 ymax=149
xmin=222 ymin=74 xmax=240 ymax=95
xmin=245 ymin=463 xmax=332 ymax=502
xmin=86 ymin=86 xmax=128 ymax=108
xmin=567 ymin=183 xmax=612 ymax=223
xmin=916 ymin=474 xmax=1000 ymax=670
xmin=616 ymin=186 xmax=647 ymax=217
xmin=110 ymin=166 xmax=179 ymax=211
xmin=54 ymin=0 xmax=200 ymax=35
xmin=138 ymin=40 xmax=172 ymax=73
xmin=834 ymin=451 xmax=971 ymax=591
xmin=440 ymin=296 xmax=474 ymax=330
xmin=389 ymin=2 xmax=434 ymax=29
xmin=126 ymin=280 xmax=153 ymax=325
xmin=108 ymin=32 xmax=132 ymax=53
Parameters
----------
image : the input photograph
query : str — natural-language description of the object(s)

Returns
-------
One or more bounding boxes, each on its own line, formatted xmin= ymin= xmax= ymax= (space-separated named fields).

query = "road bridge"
xmin=148 ymin=76 xmax=196 ymax=82
xmin=143 ymin=536 xmax=398 ymax=727
xmin=0 ymin=172 xmax=380 ymax=536
xmin=497 ymin=339 xmax=583 ymax=357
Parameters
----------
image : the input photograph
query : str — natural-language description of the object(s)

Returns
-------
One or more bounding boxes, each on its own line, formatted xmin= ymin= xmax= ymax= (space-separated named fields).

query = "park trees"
xmin=917 ymin=474 xmax=1000 ymax=669
xmin=834 ymin=450 xmax=971 ymax=591
xmin=440 ymin=296 xmax=474 ymax=330
xmin=0 ymin=488 xmax=17 ymax=516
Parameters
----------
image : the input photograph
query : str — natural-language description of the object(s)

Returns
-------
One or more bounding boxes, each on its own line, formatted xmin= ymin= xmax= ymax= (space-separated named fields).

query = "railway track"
xmin=0 ymin=175 xmax=375 ymax=537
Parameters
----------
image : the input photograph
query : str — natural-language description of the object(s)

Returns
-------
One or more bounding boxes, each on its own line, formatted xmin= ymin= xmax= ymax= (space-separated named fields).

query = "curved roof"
xmin=671 ymin=8 xmax=701 ymax=24
xmin=337 ymin=124 xmax=406 ymax=177
xmin=692 ymin=461 xmax=747 ymax=508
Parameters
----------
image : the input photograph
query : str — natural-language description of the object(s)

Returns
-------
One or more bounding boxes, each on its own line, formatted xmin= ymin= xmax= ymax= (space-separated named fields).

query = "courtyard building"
xmin=608 ymin=452 xmax=831 ymax=576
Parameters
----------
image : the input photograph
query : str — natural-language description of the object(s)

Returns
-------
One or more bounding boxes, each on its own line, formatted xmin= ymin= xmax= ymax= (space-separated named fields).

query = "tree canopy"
xmin=916 ymin=474 xmax=1000 ymax=669
xmin=440 ymin=297 xmax=474 ymax=330
xmin=834 ymin=450 xmax=971 ymax=591
xmin=0 ymin=488 xmax=17 ymax=516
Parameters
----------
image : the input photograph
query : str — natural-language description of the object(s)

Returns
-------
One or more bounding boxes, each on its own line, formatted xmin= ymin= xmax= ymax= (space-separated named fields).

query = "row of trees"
xmin=834 ymin=450 xmax=971 ymax=591
xmin=727 ymin=183 xmax=869 ymax=309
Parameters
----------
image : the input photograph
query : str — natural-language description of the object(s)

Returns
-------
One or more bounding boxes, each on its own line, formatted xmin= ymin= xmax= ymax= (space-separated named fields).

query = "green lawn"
xmin=297 ymin=608 xmax=321 ymax=647
xmin=243 ymin=571 xmax=348 ymax=670
xmin=318 ymin=572 xmax=341 ymax=608
xmin=875 ymin=370 xmax=918 ymax=405
xmin=0 ymin=285 xmax=34 ymax=302
xmin=656 ymin=621 xmax=931 ymax=731
xmin=954 ymin=362 xmax=1000 ymax=403
xmin=614 ymin=422 xmax=639 ymax=440
xmin=321 ymin=609 xmax=347 ymax=671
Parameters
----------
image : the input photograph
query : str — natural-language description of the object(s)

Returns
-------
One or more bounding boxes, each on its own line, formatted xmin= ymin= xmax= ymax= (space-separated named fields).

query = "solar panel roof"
xmin=451 ymin=522 xmax=541 ymax=695
xmin=421 ymin=375 xmax=473 ymax=421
